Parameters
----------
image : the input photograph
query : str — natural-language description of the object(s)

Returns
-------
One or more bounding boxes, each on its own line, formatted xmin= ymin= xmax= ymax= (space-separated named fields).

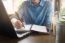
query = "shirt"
xmin=18 ymin=0 xmax=52 ymax=27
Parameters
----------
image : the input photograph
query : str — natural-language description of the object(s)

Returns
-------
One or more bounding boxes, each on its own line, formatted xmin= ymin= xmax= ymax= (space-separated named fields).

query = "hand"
xmin=15 ymin=20 xmax=24 ymax=29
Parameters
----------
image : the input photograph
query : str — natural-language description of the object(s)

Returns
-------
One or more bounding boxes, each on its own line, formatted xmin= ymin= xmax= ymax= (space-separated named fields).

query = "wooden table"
xmin=0 ymin=32 xmax=55 ymax=43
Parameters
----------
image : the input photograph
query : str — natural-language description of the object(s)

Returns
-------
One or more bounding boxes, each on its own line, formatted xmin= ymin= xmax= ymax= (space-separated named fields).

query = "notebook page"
xmin=31 ymin=25 xmax=47 ymax=33
xmin=14 ymin=24 xmax=32 ymax=31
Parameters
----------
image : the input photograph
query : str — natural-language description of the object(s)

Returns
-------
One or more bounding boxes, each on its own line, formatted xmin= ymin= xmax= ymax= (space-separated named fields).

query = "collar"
xmin=40 ymin=0 xmax=45 ymax=7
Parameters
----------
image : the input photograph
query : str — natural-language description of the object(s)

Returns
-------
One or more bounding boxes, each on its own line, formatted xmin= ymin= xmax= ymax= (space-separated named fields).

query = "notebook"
xmin=15 ymin=24 xmax=48 ymax=33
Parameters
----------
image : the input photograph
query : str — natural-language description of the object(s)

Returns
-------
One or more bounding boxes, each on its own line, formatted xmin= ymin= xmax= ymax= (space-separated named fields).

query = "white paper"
xmin=14 ymin=24 xmax=32 ymax=31
xmin=15 ymin=24 xmax=47 ymax=33
xmin=31 ymin=25 xmax=47 ymax=33
xmin=24 ymin=24 xmax=32 ymax=31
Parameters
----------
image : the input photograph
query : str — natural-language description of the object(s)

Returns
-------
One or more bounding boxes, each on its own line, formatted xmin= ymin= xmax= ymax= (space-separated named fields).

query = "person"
xmin=11 ymin=0 xmax=52 ymax=32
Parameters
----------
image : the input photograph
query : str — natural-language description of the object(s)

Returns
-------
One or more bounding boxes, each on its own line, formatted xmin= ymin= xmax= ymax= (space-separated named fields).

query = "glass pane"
xmin=60 ymin=0 xmax=65 ymax=22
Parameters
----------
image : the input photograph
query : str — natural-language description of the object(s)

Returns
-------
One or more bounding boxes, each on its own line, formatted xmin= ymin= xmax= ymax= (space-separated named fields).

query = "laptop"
xmin=0 ymin=0 xmax=30 ymax=38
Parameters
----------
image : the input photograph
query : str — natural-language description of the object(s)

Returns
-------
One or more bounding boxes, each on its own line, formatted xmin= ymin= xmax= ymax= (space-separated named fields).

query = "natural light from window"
xmin=2 ymin=0 xmax=25 ymax=15
xmin=60 ymin=0 xmax=65 ymax=21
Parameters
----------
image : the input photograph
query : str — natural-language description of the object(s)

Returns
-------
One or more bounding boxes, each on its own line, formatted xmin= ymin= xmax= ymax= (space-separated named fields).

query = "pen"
xmin=22 ymin=22 xmax=25 ymax=28
xmin=30 ymin=24 xmax=33 ymax=31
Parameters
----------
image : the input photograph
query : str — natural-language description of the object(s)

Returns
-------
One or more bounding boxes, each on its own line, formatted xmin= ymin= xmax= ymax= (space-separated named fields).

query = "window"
xmin=2 ymin=0 xmax=25 ymax=15
xmin=2 ymin=0 xmax=14 ymax=15
xmin=60 ymin=0 xmax=65 ymax=21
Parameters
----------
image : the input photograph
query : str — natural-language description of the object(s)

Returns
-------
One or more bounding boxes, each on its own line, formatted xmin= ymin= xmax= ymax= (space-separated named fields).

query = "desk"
xmin=0 ymin=32 xmax=55 ymax=43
